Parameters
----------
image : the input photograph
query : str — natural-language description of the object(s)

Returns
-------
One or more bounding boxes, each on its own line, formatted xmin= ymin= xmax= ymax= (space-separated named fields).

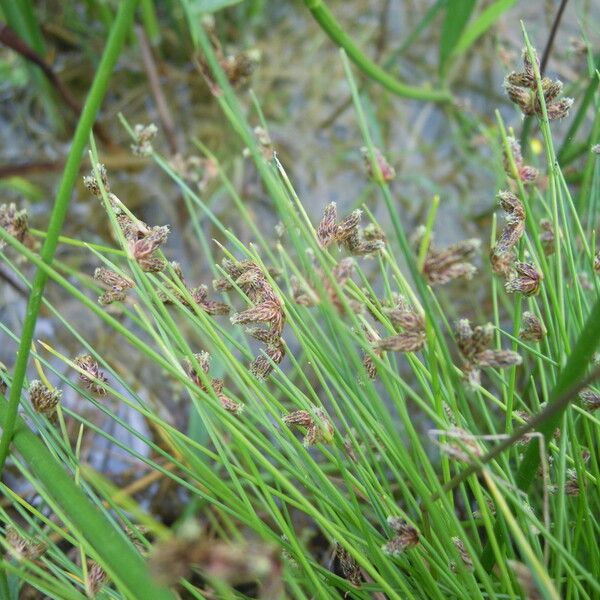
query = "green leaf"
xmin=454 ymin=0 xmax=518 ymax=56
xmin=439 ymin=0 xmax=477 ymax=75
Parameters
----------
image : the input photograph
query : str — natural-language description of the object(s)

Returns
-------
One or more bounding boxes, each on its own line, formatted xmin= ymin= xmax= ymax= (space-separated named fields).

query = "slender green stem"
xmin=480 ymin=297 xmax=600 ymax=568
xmin=0 ymin=0 xmax=138 ymax=473
xmin=302 ymin=0 xmax=452 ymax=103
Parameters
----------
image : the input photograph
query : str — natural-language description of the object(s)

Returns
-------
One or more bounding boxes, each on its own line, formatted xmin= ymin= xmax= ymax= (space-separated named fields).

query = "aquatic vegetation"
xmin=0 ymin=3 xmax=599 ymax=599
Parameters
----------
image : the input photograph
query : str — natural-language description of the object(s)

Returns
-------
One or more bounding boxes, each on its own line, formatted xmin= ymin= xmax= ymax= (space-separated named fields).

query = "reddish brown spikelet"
xmin=224 ymin=258 xmax=286 ymax=374
xmin=83 ymin=163 xmax=109 ymax=196
xmin=283 ymin=408 xmax=334 ymax=446
xmin=504 ymin=48 xmax=573 ymax=120
xmin=451 ymin=537 xmax=473 ymax=572
xmin=546 ymin=97 xmax=574 ymax=120
xmin=490 ymin=246 xmax=515 ymax=277
xmin=503 ymin=137 xmax=538 ymax=183
xmin=74 ymin=354 xmax=108 ymax=395
xmin=539 ymin=219 xmax=555 ymax=256
xmin=94 ymin=267 xmax=134 ymax=306
xmin=519 ymin=311 xmax=546 ymax=342
xmin=455 ymin=319 xmax=521 ymax=387
xmin=440 ymin=427 xmax=484 ymax=463
xmin=317 ymin=202 xmax=338 ymax=248
xmin=186 ymin=352 xmax=243 ymax=414
xmin=335 ymin=543 xmax=362 ymax=587
xmin=316 ymin=203 xmax=383 ymax=256
xmin=191 ymin=285 xmax=230 ymax=315
xmin=231 ymin=299 xmax=283 ymax=328
xmin=594 ymin=250 xmax=600 ymax=273
xmin=376 ymin=332 xmax=426 ymax=353
xmin=505 ymin=262 xmax=543 ymax=296
xmin=94 ymin=267 xmax=133 ymax=290
xmin=579 ymin=388 xmax=600 ymax=412
xmin=86 ymin=561 xmax=109 ymax=597
xmin=0 ymin=203 xmax=35 ymax=249
xmin=382 ymin=517 xmax=419 ymax=556
xmin=29 ymin=380 xmax=61 ymax=416
xmin=138 ymin=256 xmax=167 ymax=273
xmin=334 ymin=210 xmax=362 ymax=244
xmin=361 ymin=146 xmax=396 ymax=182
xmin=495 ymin=191 xmax=526 ymax=255
xmin=131 ymin=123 xmax=158 ymax=157
xmin=362 ymin=325 xmax=382 ymax=379
xmin=564 ymin=469 xmax=581 ymax=496
xmin=250 ymin=340 xmax=285 ymax=379
xmin=5 ymin=527 xmax=47 ymax=561
xmin=416 ymin=229 xmax=480 ymax=285
xmin=282 ymin=410 xmax=313 ymax=427
xmin=474 ymin=349 xmax=522 ymax=368
xmin=131 ymin=225 xmax=169 ymax=260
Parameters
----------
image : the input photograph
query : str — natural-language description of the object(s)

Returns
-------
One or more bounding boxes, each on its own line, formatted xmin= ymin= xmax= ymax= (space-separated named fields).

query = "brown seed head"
xmin=282 ymin=410 xmax=312 ymax=427
xmin=29 ymin=380 xmax=61 ymax=416
xmin=131 ymin=225 xmax=169 ymax=260
xmin=546 ymin=97 xmax=574 ymax=120
xmin=5 ymin=527 xmax=47 ymax=561
xmin=579 ymin=388 xmax=600 ymax=412
xmin=83 ymin=164 xmax=109 ymax=196
xmin=94 ymin=267 xmax=134 ymax=290
xmin=131 ymin=123 xmax=158 ymax=157
xmin=505 ymin=262 xmax=543 ymax=296
xmin=317 ymin=202 xmax=338 ymax=247
xmin=74 ymin=354 xmax=108 ymax=395
xmin=375 ymin=332 xmax=426 ymax=353
xmin=451 ymin=537 xmax=473 ymax=572
xmin=361 ymin=146 xmax=396 ymax=183
xmin=539 ymin=219 xmax=555 ymax=256
xmin=0 ymin=203 xmax=35 ymax=248
xmin=519 ymin=311 xmax=546 ymax=342
xmin=474 ymin=349 xmax=522 ymax=368
xmin=335 ymin=543 xmax=361 ymax=586
xmin=382 ymin=517 xmax=419 ymax=555
xmin=87 ymin=561 xmax=109 ymax=597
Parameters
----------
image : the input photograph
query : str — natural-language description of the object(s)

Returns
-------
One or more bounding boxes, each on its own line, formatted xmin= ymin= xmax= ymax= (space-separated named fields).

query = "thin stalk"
xmin=302 ymin=0 xmax=452 ymax=103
